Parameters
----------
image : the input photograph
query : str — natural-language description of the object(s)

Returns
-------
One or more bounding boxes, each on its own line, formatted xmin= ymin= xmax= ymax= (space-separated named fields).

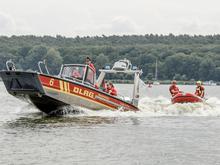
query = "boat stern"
xmin=0 ymin=71 xmax=45 ymax=96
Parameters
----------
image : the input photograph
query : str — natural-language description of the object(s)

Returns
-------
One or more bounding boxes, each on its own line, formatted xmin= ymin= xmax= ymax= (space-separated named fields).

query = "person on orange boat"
xmin=72 ymin=67 xmax=82 ymax=79
xmin=169 ymin=80 xmax=180 ymax=97
xmin=106 ymin=82 xmax=117 ymax=96
xmin=85 ymin=56 xmax=96 ymax=73
xmin=84 ymin=57 xmax=96 ymax=85
xmin=100 ymin=80 xmax=107 ymax=91
xmin=94 ymin=80 xmax=107 ymax=90
xmin=195 ymin=81 xmax=205 ymax=98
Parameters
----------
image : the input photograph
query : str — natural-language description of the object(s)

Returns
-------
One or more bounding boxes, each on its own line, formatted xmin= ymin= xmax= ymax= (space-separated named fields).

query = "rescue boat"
xmin=171 ymin=92 xmax=203 ymax=104
xmin=0 ymin=59 xmax=141 ymax=114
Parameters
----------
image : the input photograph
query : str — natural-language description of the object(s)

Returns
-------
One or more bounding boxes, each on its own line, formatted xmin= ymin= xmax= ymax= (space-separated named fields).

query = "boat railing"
xmin=38 ymin=60 xmax=50 ymax=74
xmin=6 ymin=59 xmax=16 ymax=71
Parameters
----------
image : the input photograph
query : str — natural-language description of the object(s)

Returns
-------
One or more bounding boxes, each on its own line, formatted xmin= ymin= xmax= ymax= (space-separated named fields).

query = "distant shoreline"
xmin=111 ymin=79 xmax=219 ymax=85
xmin=0 ymin=77 xmax=217 ymax=85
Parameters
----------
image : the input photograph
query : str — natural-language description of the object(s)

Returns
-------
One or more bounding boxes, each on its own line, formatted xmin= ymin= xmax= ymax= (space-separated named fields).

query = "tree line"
xmin=1 ymin=34 xmax=220 ymax=81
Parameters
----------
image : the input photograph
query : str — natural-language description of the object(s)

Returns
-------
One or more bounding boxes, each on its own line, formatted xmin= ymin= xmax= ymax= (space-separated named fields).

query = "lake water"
xmin=1 ymin=82 xmax=220 ymax=165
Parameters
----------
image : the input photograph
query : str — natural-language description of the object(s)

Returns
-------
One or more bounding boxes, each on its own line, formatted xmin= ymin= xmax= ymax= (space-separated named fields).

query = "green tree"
xmin=23 ymin=45 xmax=47 ymax=71
xmin=44 ymin=48 xmax=63 ymax=74
xmin=199 ymin=58 xmax=216 ymax=80
xmin=2 ymin=34 xmax=220 ymax=81
xmin=95 ymin=53 xmax=109 ymax=69
xmin=214 ymin=67 xmax=220 ymax=81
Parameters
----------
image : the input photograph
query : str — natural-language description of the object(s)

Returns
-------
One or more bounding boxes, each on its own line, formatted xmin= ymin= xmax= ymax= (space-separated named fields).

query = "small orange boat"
xmin=171 ymin=92 xmax=203 ymax=104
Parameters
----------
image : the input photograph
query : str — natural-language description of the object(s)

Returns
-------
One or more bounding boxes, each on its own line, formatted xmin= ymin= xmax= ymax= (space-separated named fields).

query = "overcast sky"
xmin=0 ymin=0 xmax=220 ymax=37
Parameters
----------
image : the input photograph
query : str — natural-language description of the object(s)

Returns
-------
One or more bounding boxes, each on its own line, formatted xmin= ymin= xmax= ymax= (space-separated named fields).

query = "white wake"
xmin=71 ymin=96 xmax=220 ymax=117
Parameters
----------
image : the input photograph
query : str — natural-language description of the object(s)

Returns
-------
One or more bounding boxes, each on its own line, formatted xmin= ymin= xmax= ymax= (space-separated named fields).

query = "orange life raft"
xmin=171 ymin=92 xmax=203 ymax=104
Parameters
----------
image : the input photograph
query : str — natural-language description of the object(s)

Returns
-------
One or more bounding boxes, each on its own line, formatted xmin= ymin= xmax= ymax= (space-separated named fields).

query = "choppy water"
xmin=1 ymin=82 xmax=220 ymax=165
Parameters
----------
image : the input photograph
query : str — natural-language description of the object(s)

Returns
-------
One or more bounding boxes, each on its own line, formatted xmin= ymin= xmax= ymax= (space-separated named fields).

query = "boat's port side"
xmin=172 ymin=93 xmax=203 ymax=104
xmin=39 ymin=74 xmax=138 ymax=111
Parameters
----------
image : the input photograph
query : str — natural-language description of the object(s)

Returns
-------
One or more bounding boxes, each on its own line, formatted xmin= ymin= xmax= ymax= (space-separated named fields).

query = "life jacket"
xmin=195 ymin=86 xmax=205 ymax=98
xmin=106 ymin=86 xmax=117 ymax=96
xmin=95 ymin=84 xmax=99 ymax=89
xmin=110 ymin=87 xmax=117 ymax=96
xmin=72 ymin=70 xmax=81 ymax=78
xmin=89 ymin=63 xmax=96 ymax=73
xmin=169 ymin=85 xmax=179 ymax=97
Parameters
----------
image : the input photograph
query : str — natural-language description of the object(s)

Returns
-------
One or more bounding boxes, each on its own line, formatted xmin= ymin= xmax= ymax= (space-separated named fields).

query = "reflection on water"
xmin=6 ymin=115 xmax=118 ymax=129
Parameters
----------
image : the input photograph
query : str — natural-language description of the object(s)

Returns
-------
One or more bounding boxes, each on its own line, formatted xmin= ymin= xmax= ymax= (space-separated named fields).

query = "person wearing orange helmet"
xmin=169 ymin=80 xmax=180 ymax=97
xmin=195 ymin=81 xmax=205 ymax=98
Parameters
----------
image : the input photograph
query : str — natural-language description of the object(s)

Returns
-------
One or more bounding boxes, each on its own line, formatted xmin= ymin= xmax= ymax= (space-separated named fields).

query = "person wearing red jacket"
xmin=169 ymin=80 xmax=180 ymax=97
xmin=85 ymin=57 xmax=96 ymax=85
xmin=195 ymin=81 xmax=205 ymax=98
xmin=85 ymin=56 xmax=96 ymax=73
xmin=106 ymin=82 xmax=117 ymax=96
xmin=72 ymin=67 xmax=82 ymax=79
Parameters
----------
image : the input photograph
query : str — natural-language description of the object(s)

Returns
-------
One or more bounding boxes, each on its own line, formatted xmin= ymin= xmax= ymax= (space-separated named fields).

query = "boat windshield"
xmin=62 ymin=65 xmax=84 ymax=80
xmin=61 ymin=65 xmax=95 ymax=85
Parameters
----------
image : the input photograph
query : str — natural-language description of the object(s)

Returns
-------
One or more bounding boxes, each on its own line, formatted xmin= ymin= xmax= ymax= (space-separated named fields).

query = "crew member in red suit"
xmin=72 ymin=67 xmax=81 ymax=79
xmin=195 ymin=81 xmax=205 ymax=98
xmin=85 ymin=57 xmax=96 ymax=85
xmin=85 ymin=56 xmax=96 ymax=73
xmin=106 ymin=82 xmax=117 ymax=96
xmin=169 ymin=80 xmax=180 ymax=97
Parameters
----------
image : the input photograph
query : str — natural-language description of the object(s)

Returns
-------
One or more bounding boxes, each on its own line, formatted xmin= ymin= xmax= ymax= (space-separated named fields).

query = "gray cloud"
xmin=0 ymin=13 xmax=15 ymax=34
xmin=1 ymin=0 xmax=220 ymax=36
xmin=110 ymin=16 xmax=139 ymax=34
xmin=73 ymin=16 xmax=142 ymax=36
xmin=0 ymin=12 xmax=31 ymax=35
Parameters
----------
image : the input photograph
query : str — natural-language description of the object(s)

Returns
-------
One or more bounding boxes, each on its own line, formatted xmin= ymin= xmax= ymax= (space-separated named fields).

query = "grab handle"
xmin=38 ymin=60 xmax=49 ymax=74
xmin=6 ymin=59 xmax=16 ymax=71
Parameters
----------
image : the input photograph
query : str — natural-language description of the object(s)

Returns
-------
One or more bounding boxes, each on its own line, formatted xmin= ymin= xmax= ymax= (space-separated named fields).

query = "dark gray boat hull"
xmin=0 ymin=71 xmax=68 ymax=114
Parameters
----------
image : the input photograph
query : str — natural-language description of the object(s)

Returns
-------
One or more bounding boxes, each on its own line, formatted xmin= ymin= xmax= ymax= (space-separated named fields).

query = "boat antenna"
xmin=155 ymin=59 xmax=158 ymax=81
